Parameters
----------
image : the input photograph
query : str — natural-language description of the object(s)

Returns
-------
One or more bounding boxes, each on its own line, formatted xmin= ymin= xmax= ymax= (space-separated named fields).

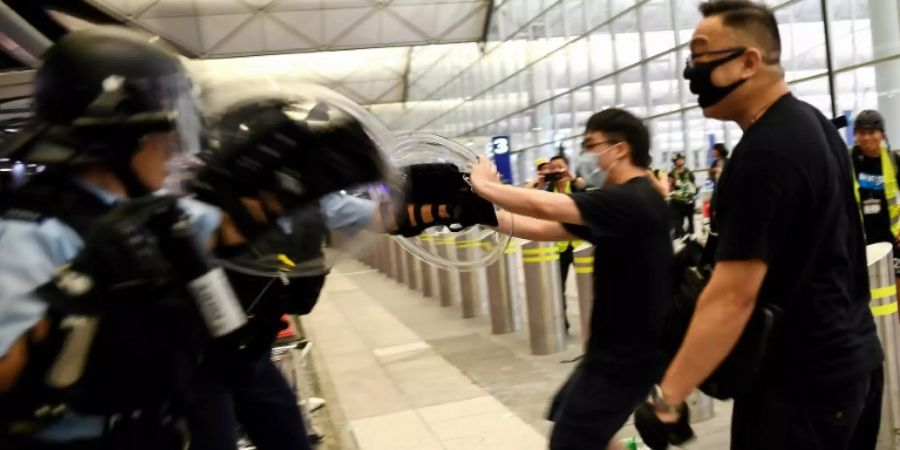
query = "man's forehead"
xmin=583 ymin=131 xmax=605 ymax=141
xmin=690 ymin=16 xmax=737 ymax=51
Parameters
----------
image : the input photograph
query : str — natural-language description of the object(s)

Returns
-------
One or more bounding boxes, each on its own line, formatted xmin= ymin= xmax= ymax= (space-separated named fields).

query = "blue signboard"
xmin=491 ymin=136 xmax=513 ymax=184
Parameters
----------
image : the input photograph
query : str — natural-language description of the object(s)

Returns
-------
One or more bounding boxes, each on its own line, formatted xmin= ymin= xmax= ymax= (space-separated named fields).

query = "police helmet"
xmin=2 ymin=27 xmax=200 ymax=175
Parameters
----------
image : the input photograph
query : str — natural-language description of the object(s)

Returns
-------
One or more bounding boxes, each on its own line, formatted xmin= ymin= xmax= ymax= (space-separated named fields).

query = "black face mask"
xmin=683 ymin=48 xmax=747 ymax=108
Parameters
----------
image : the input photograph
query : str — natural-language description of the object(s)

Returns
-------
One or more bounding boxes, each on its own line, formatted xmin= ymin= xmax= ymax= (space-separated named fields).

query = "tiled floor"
xmin=303 ymin=259 xmax=733 ymax=449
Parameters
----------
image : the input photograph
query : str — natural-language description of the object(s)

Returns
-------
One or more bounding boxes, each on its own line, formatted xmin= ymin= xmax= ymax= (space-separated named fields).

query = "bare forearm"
xmin=660 ymin=289 xmax=755 ymax=404
xmin=496 ymin=211 xmax=576 ymax=241
xmin=477 ymin=181 xmax=582 ymax=224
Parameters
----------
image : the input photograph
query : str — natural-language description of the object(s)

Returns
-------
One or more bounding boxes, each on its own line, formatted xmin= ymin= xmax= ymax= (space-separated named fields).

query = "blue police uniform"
xmin=0 ymin=181 xmax=220 ymax=443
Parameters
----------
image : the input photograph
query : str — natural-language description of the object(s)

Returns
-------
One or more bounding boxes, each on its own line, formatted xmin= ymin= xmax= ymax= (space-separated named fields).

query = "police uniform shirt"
xmin=713 ymin=93 xmax=882 ymax=389
xmin=0 ymin=181 xmax=221 ymax=442
xmin=853 ymin=154 xmax=895 ymax=245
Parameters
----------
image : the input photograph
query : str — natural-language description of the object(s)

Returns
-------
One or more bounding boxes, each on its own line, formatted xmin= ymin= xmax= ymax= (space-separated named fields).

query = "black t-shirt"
xmin=852 ymin=151 xmax=894 ymax=245
xmin=713 ymin=93 xmax=882 ymax=388
xmin=563 ymin=177 xmax=673 ymax=385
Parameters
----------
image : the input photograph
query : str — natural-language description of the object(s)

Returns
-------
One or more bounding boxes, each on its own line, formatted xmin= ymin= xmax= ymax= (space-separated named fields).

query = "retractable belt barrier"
xmin=485 ymin=239 xmax=523 ymax=334
xmin=866 ymin=243 xmax=900 ymax=449
xmin=417 ymin=234 xmax=438 ymax=297
xmin=573 ymin=244 xmax=594 ymax=350
xmin=521 ymin=241 xmax=566 ymax=355
xmin=455 ymin=232 xmax=488 ymax=318
xmin=434 ymin=235 xmax=460 ymax=307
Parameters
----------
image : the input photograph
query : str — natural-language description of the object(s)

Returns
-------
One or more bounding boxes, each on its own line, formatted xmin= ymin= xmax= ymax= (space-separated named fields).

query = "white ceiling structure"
xmin=87 ymin=0 xmax=490 ymax=56
xmin=77 ymin=0 xmax=490 ymax=104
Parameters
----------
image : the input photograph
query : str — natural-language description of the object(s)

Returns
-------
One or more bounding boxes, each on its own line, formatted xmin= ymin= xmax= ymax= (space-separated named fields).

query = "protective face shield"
xmin=190 ymin=79 xmax=401 ymax=278
xmin=0 ymin=27 xmax=202 ymax=197
xmin=390 ymin=133 xmax=512 ymax=271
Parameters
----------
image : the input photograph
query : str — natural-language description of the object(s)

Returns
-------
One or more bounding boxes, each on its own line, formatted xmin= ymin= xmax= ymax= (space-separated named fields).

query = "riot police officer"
xmin=0 ymin=26 xmax=223 ymax=449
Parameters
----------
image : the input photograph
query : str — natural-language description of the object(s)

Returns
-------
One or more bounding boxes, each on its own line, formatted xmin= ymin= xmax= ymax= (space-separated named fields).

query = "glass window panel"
xmin=646 ymin=51 xmax=683 ymax=116
xmin=564 ymin=0 xmax=588 ymax=37
xmin=531 ymin=59 xmax=553 ymax=104
xmin=593 ymin=79 xmax=617 ymax=110
xmin=568 ymin=39 xmax=590 ymax=87
xmin=586 ymin=0 xmax=611 ymax=30
xmin=790 ymin=76 xmax=832 ymax=117
xmin=544 ymin=2 xmax=566 ymax=39
xmin=640 ymin=1 xmax=676 ymax=57
xmin=553 ymin=93 xmax=573 ymax=131
xmin=612 ymin=10 xmax=641 ymax=68
xmin=549 ymin=48 xmax=571 ymax=95
xmin=589 ymin=27 xmax=614 ymax=79
xmin=776 ymin=3 xmax=827 ymax=82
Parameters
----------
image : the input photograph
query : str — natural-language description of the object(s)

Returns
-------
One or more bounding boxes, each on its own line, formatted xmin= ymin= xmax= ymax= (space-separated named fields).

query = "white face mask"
xmin=575 ymin=143 xmax=618 ymax=187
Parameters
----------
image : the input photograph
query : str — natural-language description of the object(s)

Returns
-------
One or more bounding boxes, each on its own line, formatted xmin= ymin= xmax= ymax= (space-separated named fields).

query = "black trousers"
xmin=731 ymin=367 xmax=883 ymax=450
xmin=187 ymin=354 xmax=311 ymax=450
xmin=559 ymin=245 xmax=574 ymax=332
xmin=670 ymin=201 xmax=695 ymax=238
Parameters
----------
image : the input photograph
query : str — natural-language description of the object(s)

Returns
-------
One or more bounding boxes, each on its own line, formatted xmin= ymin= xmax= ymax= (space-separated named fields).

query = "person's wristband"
xmin=649 ymin=385 xmax=682 ymax=415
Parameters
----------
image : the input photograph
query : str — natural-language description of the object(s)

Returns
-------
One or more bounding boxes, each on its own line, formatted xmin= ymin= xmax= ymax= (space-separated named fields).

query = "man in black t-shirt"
xmin=470 ymin=108 xmax=672 ymax=450
xmin=638 ymin=3 xmax=884 ymax=450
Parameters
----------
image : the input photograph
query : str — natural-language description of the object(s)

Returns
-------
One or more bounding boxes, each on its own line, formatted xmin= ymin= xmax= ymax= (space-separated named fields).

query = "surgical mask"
xmin=575 ymin=144 xmax=617 ymax=187
xmin=683 ymin=48 xmax=746 ymax=108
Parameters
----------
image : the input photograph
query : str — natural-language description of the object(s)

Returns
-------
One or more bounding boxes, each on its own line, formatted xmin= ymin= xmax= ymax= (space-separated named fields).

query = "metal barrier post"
xmin=395 ymin=239 xmax=408 ymax=284
xmin=434 ymin=235 xmax=459 ymax=307
xmin=866 ymin=243 xmax=900 ymax=449
xmin=573 ymin=244 xmax=594 ymax=349
xmin=418 ymin=235 xmax=438 ymax=297
xmin=404 ymin=247 xmax=420 ymax=291
xmin=521 ymin=241 xmax=566 ymax=355
xmin=456 ymin=231 xmax=488 ymax=319
xmin=686 ymin=391 xmax=715 ymax=423
xmin=485 ymin=239 xmax=522 ymax=334
xmin=377 ymin=235 xmax=390 ymax=274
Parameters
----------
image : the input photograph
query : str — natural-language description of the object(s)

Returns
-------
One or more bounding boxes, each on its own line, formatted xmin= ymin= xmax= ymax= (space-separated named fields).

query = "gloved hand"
xmin=381 ymin=162 xmax=498 ymax=237
xmin=634 ymin=400 xmax=695 ymax=450
xmin=42 ymin=196 xmax=181 ymax=309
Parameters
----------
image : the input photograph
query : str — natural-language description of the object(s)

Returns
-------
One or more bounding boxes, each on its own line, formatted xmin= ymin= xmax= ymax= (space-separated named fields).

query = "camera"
xmin=544 ymin=172 xmax=563 ymax=183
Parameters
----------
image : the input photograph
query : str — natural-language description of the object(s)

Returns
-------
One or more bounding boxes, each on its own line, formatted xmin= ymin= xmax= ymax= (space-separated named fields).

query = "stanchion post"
xmin=434 ymin=234 xmax=459 ymax=307
xmin=395 ymin=239 xmax=408 ymax=284
xmin=485 ymin=239 xmax=522 ymax=334
xmin=686 ymin=391 xmax=715 ymax=423
xmin=404 ymin=247 xmax=420 ymax=291
xmin=521 ymin=241 xmax=566 ymax=355
xmin=573 ymin=244 xmax=594 ymax=349
xmin=419 ymin=235 xmax=438 ymax=297
xmin=866 ymin=243 xmax=900 ymax=449
xmin=456 ymin=231 xmax=488 ymax=319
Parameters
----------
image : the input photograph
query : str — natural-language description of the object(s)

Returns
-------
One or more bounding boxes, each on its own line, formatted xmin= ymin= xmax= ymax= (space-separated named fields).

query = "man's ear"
xmin=742 ymin=47 xmax=765 ymax=78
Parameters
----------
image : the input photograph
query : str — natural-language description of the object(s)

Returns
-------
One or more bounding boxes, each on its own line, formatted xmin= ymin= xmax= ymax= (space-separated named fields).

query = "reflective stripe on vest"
xmin=553 ymin=181 xmax=583 ymax=251
xmin=853 ymin=146 xmax=900 ymax=237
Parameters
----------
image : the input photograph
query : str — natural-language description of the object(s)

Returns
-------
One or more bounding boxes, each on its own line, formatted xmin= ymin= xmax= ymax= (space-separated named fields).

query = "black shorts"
xmin=547 ymin=365 xmax=651 ymax=450
xmin=731 ymin=367 xmax=883 ymax=450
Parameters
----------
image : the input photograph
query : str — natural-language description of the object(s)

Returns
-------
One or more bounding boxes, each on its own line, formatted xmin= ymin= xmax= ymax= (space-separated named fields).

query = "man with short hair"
xmin=637 ymin=2 xmax=883 ymax=450
xmin=469 ymin=108 xmax=672 ymax=450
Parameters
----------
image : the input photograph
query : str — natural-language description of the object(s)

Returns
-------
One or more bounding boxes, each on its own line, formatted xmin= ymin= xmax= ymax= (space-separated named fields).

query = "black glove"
xmin=39 ymin=196 xmax=181 ymax=310
xmin=634 ymin=401 xmax=695 ymax=450
xmin=384 ymin=163 xmax=497 ymax=237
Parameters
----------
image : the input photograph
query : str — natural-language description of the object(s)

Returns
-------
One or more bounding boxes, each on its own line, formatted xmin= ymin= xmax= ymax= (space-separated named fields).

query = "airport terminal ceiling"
xmin=2 ymin=0 xmax=900 ymax=182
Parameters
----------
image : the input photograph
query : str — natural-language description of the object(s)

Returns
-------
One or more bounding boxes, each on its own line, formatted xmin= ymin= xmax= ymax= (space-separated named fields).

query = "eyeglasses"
xmin=581 ymin=140 xmax=619 ymax=152
xmin=685 ymin=47 xmax=746 ymax=69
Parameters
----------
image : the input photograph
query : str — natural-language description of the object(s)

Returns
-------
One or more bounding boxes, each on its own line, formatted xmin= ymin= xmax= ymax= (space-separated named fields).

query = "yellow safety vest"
xmin=553 ymin=181 xmax=583 ymax=252
xmin=853 ymin=145 xmax=900 ymax=237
